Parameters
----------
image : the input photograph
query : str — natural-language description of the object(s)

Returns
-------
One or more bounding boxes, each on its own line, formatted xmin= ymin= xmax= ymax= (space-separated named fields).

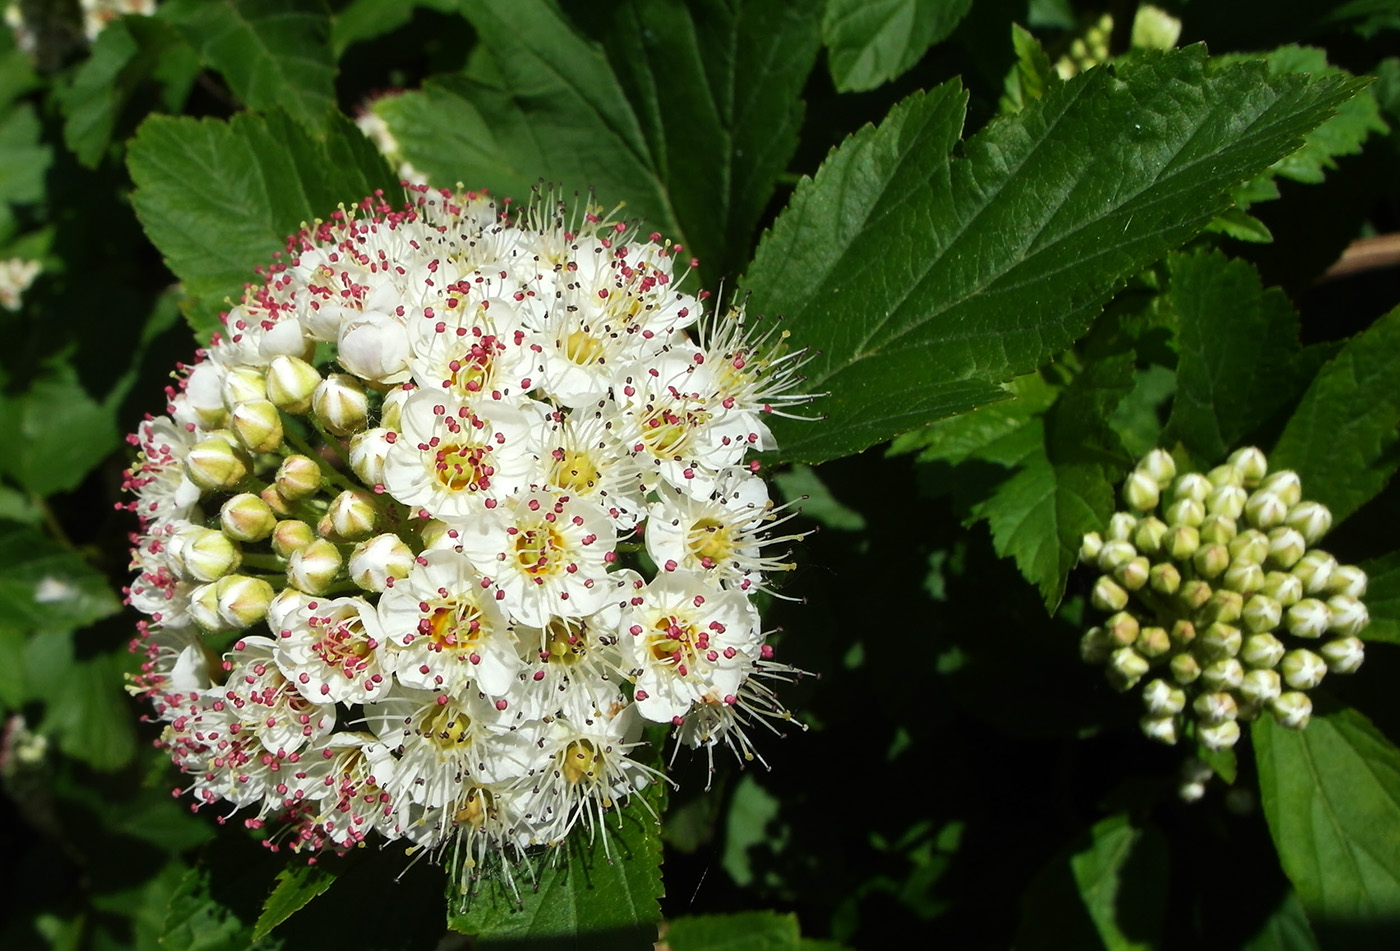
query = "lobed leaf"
xmin=1255 ymin=707 xmax=1400 ymax=930
xmin=1160 ymin=250 xmax=1309 ymax=465
xmin=161 ymin=0 xmax=337 ymax=132
xmin=743 ymin=47 xmax=1367 ymax=463
xmin=126 ymin=109 xmax=396 ymax=338
xmin=1271 ymin=304 xmax=1400 ymax=524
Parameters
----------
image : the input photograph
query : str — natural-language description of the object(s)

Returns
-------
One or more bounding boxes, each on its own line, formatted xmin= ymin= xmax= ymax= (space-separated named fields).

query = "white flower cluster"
xmin=1080 ymin=447 xmax=1369 ymax=751
xmin=123 ymin=187 xmax=812 ymax=868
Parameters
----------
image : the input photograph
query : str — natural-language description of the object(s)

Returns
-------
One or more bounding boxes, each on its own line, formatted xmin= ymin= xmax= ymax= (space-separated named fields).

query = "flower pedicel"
xmin=121 ymin=187 xmax=815 ymax=884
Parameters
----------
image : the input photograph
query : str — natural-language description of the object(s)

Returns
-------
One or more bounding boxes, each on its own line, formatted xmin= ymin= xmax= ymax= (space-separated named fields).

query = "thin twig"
xmin=1321 ymin=232 xmax=1400 ymax=281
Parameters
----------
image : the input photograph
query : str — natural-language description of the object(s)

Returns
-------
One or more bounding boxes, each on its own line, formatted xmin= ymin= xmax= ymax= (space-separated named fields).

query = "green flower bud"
xmin=349 ymin=429 xmax=392 ymax=488
xmin=1241 ymin=593 xmax=1281 ymax=633
xmin=266 ymin=355 xmax=322 ymax=414
xmin=1108 ymin=647 xmax=1150 ymax=690
xmin=1259 ymin=470 xmax=1302 ymax=507
xmin=1241 ymin=632 xmax=1285 ymax=669
xmin=1137 ymin=626 xmax=1171 ymax=659
xmin=1198 ymin=622 xmax=1242 ymax=660
xmin=1104 ymin=611 xmax=1140 ymax=648
xmin=1138 ymin=448 xmax=1177 ymax=488
xmin=188 ymin=582 xmax=226 ymax=632
xmin=1201 ymin=658 xmax=1244 ymax=692
xmin=1080 ymin=627 xmax=1110 ymax=664
xmin=1131 ymin=4 xmax=1182 ymax=50
xmin=1202 ymin=589 xmax=1243 ymax=625
xmin=229 ymin=399 xmax=285 ymax=454
xmin=185 ymin=434 xmax=250 ymax=492
xmin=1177 ymin=579 xmax=1213 ymax=612
xmin=1165 ymin=497 xmax=1206 ymax=528
xmin=1261 ymin=570 xmax=1303 ymax=607
xmin=1198 ymin=719 xmax=1242 ymax=751
xmin=1149 ymin=562 xmax=1181 ymax=596
xmin=214 ymin=574 xmax=274 ymax=629
xmin=179 ymin=527 xmax=242 ymax=583
xmin=1206 ymin=464 xmax=1243 ymax=489
xmin=1266 ymin=527 xmax=1306 ymax=570
xmin=1142 ymin=678 xmax=1187 ymax=716
xmin=1281 ymin=649 xmax=1327 ymax=690
xmin=1114 ymin=556 xmax=1151 ymax=591
xmin=1092 ymin=576 xmax=1129 ymax=612
xmin=221 ymin=365 xmax=267 ymax=409
xmin=1285 ymin=598 xmax=1329 ymax=638
xmin=1270 ymin=691 xmax=1313 ymax=730
xmin=313 ymin=373 xmax=369 ymax=436
xmin=1107 ymin=512 xmax=1138 ymax=543
xmin=1228 ymin=529 xmax=1270 ymax=566
xmin=287 ymin=538 xmax=343 ymax=594
xmin=1222 ymin=561 xmax=1265 ymax=596
xmin=1133 ymin=516 xmax=1168 ymax=556
xmin=1097 ymin=539 xmax=1137 ymax=572
xmin=1327 ymin=564 xmax=1367 ymax=599
xmin=328 ymin=489 xmax=378 ymax=541
xmin=1285 ymin=500 xmax=1332 ymax=545
xmin=1193 ymin=690 xmax=1239 ymax=724
xmin=260 ymin=485 xmax=294 ymax=517
xmin=1080 ymin=531 xmax=1104 ymax=564
xmin=1244 ymin=491 xmax=1287 ymax=530
xmin=1239 ymin=668 xmax=1282 ymax=705
xmin=1165 ymin=524 xmax=1200 ymax=561
xmin=275 ymin=454 xmax=323 ymax=500
xmin=271 ymin=519 xmax=316 ymax=559
xmin=1326 ymin=594 xmax=1368 ymax=637
xmin=1170 ymin=651 xmax=1202 ymax=684
xmin=1170 ymin=472 xmax=1213 ymax=504
xmin=1320 ymin=636 xmax=1365 ymax=674
xmin=220 ymin=493 xmax=277 ymax=542
xmin=1169 ymin=619 xmax=1196 ymax=647
xmin=1291 ymin=549 xmax=1336 ymax=594
xmin=1123 ymin=470 xmax=1160 ymax=512
xmin=1140 ymin=715 xmax=1180 ymax=745
xmin=1228 ymin=447 xmax=1268 ymax=486
xmin=1205 ymin=484 xmax=1247 ymax=520
xmin=348 ymin=533 xmax=415 ymax=592
xmin=1199 ymin=513 xmax=1237 ymax=546
xmin=1193 ymin=543 xmax=1230 ymax=579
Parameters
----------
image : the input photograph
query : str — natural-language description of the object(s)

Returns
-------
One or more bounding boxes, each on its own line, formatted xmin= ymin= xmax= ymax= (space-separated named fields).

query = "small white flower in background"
xmin=0 ymin=258 xmax=40 ymax=311
xmin=1080 ymin=446 xmax=1369 ymax=756
xmin=355 ymin=95 xmax=428 ymax=186
xmin=81 ymin=0 xmax=155 ymax=41
xmin=122 ymin=186 xmax=816 ymax=887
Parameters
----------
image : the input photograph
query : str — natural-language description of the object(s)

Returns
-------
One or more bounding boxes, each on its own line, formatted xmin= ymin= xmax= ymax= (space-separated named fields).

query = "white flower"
xmin=0 ymin=257 xmax=40 ymax=310
xmin=273 ymin=596 xmax=392 ymax=705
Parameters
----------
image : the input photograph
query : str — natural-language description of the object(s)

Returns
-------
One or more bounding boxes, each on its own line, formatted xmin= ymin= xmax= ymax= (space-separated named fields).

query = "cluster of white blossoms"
xmin=4 ymin=0 xmax=154 ymax=53
xmin=123 ymin=187 xmax=812 ymax=871
xmin=1080 ymin=447 xmax=1369 ymax=751
xmin=0 ymin=257 xmax=40 ymax=311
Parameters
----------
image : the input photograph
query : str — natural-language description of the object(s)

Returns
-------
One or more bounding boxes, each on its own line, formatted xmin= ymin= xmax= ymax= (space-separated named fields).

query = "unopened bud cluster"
xmin=1080 ymin=447 xmax=1369 ymax=751
xmin=122 ymin=187 xmax=815 ymax=875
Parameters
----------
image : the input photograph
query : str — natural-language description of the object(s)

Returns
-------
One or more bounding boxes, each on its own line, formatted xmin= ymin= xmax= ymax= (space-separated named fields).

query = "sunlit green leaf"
xmin=743 ymin=47 xmax=1365 ymax=463
xmin=252 ymin=863 xmax=339 ymax=941
xmin=822 ymin=0 xmax=971 ymax=93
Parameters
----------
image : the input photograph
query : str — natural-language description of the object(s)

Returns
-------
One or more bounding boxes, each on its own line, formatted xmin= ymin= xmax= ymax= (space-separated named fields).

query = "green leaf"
xmin=448 ymin=789 xmax=665 ymax=948
xmin=999 ymin=22 xmax=1059 ymax=114
xmin=0 ymin=366 xmax=121 ymax=496
xmin=23 ymin=633 xmax=137 ymax=772
xmin=1271 ymin=304 xmax=1400 ymax=524
xmin=126 ymin=109 xmax=396 ymax=338
xmin=0 ymin=527 xmax=121 ymax=631
xmin=771 ymin=464 xmax=867 ymax=532
xmin=889 ymin=372 xmax=1055 ymax=464
xmin=330 ymin=0 xmax=458 ymax=57
xmin=1255 ymin=707 xmax=1400 ymax=930
xmin=161 ymin=853 xmax=285 ymax=951
xmin=0 ymin=101 xmax=50 ymax=207
xmin=384 ymin=0 xmax=822 ymax=283
xmin=1069 ymin=814 xmax=1169 ymax=951
xmin=974 ymin=354 xmax=1134 ymax=610
xmin=61 ymin=15 xmax=198 ymax=168
xmin=822 ymin=0 xmax=971 ymax=93
xmin=1160 ymin=250 xmax=1308 ymax=464
xmin=742 ymin=47 xmax=1367 ymax=464
xmin=0 ymin=625 xmax=25 ymax=708
xmin=665 ymin=911 xmax=802 ymax=951
xmin=162 ymin=0 xmax=337 ymax=131
xmin=1242 ymin=890 xmax=1320 ymax=951
xmin=1360 ymin=551 xmax=1400 ymax=645
xmin=251 ymin=864 xmax=339 ymax=942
